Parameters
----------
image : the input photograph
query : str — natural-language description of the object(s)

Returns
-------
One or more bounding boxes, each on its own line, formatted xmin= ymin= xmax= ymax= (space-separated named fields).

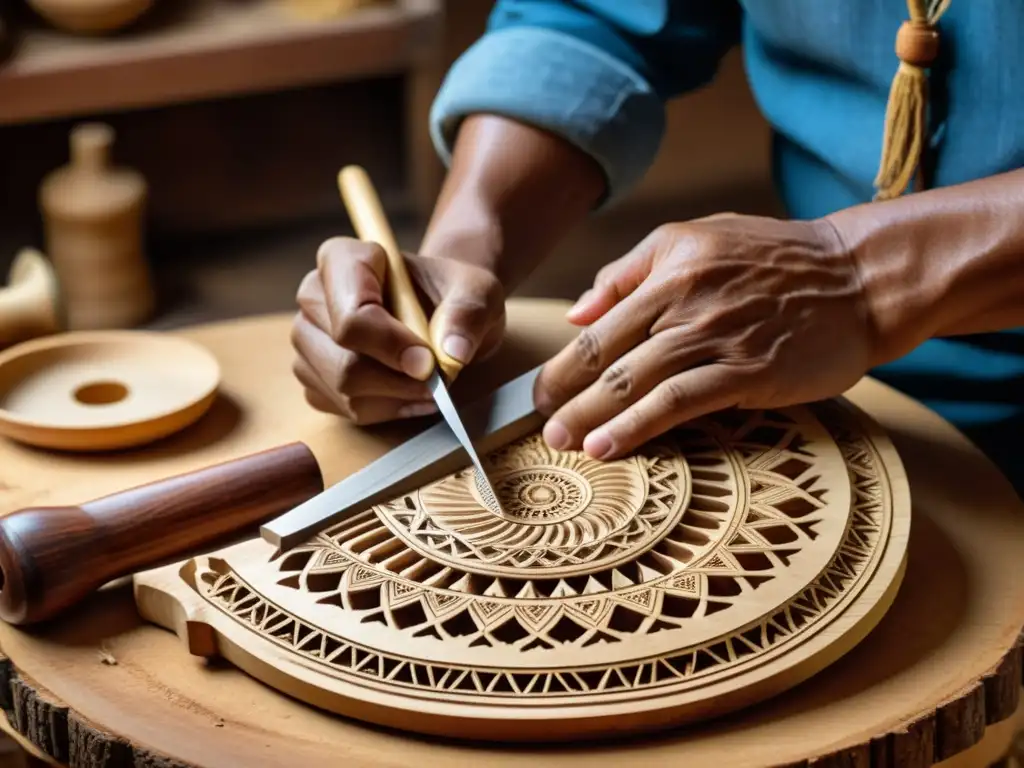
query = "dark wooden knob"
xmin=0 ymin=442 xmax=323 ymax=625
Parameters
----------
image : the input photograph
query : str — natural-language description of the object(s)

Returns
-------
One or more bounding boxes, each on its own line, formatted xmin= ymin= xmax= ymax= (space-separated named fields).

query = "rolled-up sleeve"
xmin=429 ymin=0 xmax=742 ymax=207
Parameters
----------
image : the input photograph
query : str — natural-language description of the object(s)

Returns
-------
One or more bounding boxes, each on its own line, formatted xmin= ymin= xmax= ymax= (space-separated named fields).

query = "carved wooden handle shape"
xmin=0 ymin=442 xmax=324 ymax=625
xmin=336 ymin=164 xmax=463 ymax=381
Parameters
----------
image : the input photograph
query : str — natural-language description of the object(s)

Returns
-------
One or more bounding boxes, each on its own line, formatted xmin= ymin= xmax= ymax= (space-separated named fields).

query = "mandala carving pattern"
xmin=193 ymin=401 xmax=897 ymax=709
xmin=389 ymin=432 xmax=691 ymax=576
xmin=490 ymin=467 xmax=590 ymax=523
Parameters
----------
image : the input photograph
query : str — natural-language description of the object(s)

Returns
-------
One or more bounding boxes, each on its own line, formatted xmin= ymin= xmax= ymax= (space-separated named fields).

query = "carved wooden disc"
xmin=145 ymin=397 xmax=909 ymax=743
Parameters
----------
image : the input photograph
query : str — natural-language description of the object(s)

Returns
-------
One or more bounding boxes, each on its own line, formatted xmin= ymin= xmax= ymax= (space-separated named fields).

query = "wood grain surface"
xmin=0 ymin=299 xmax=1019 ymax=767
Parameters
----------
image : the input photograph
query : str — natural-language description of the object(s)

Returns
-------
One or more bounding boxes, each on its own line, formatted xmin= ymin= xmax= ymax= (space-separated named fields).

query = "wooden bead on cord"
xmin=895 ymin=21 xmax=940 ymax=68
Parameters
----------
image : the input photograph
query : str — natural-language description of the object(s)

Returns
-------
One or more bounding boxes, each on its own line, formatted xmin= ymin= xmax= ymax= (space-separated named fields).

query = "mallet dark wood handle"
xmin=0 ymin=442 xmax=324 ymax=625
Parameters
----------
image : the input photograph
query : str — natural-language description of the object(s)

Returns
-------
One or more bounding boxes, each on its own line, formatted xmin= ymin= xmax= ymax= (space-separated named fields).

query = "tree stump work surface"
xmin=0 ymin=299 xmax=1019 ymax=767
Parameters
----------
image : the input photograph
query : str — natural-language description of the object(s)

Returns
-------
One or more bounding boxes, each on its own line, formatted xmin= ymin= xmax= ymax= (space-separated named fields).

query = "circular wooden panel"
xmin=170 ymin=396 xmax=907 ymax=741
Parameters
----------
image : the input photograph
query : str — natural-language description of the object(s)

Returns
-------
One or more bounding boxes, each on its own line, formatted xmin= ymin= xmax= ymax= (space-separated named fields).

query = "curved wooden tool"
xmin=0 ymin=441 xmax=323 ymax=625
xmin=0 ymin=248 xmax=61 ymax=350
xmin=336 ymin=165 xmax=462 ymax=381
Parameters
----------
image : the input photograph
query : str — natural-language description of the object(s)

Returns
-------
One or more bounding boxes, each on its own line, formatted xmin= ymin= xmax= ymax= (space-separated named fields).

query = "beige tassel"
xmin=873 ymin=0 xmax=951 ymax=201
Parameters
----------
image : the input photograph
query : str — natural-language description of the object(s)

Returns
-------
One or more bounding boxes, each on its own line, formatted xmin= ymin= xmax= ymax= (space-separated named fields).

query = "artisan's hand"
xmin=291 ymin=238 xmax=505 ymax=424
xmin=290 ymin=114 xmax=604 ymax=425
xmin=535 ymin=214 xmax=879 ymax=459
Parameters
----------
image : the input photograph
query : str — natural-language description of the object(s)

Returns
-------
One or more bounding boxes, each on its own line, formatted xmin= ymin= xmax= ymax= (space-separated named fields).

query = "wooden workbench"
xmin=0 ymin=298 xmax=1020 ymax=767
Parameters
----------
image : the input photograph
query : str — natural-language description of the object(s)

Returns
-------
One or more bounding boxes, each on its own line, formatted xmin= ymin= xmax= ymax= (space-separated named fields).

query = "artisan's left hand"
xmin=534 ymin=214 xmax=879 ymax=459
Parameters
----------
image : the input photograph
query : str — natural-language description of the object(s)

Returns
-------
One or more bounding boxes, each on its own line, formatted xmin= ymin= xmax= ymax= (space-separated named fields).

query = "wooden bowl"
xmin=0 ymin=331 xmax=220 ymax=451
xmin=26 ymin=0 xmax=153 ymax=34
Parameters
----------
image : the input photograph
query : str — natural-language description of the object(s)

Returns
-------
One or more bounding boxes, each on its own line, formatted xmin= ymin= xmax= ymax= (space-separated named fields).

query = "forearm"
xmin=419 ymin=114 xmax=606 ymax=291
xmin=826 ymin=168 xmax=1024 ymax=364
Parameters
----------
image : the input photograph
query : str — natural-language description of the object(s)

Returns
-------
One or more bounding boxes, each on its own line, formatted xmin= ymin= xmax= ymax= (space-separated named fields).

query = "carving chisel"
xmin=335 ymin=165 xmax=505 ymax=515
xmin=261 ymin=364 xmax=544 ymax=550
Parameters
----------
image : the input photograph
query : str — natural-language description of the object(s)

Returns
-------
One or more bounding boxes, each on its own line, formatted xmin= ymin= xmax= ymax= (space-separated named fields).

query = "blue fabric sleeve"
xmin=429 ymin=0 xmax=742 ymax=207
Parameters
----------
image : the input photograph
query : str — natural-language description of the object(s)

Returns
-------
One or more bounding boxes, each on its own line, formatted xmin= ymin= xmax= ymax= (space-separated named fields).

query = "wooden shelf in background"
xmin=0 ymin=0 xmax=442 ymax=125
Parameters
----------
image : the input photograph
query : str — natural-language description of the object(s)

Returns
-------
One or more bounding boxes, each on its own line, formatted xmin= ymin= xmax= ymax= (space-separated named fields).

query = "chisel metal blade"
xmin=260 ymin=365 xmax=545 ymax=551
xmin=426 ymin=368 xmax=505 ymax=515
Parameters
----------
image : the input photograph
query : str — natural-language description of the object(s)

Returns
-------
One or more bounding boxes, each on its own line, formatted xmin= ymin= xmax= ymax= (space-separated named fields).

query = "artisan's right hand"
xmin=291 ymin=113 xmax=606 ymax=424
xmin=290 ymin=237 xmax=506 ymax=425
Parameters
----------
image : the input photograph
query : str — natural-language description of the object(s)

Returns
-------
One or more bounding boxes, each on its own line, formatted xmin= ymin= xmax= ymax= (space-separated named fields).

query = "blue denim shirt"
xmin=429 ymin=0 xmax=1024 ymax=494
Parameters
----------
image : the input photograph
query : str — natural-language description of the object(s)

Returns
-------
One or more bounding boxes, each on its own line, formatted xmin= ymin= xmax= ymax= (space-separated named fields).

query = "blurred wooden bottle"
xmin=38 ymin=123 xmax=155 ymax=330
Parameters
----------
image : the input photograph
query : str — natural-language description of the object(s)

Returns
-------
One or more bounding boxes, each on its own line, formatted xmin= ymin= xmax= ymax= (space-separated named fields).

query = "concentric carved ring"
xmin=486 ymin=466 xmax=593 ymax=524
xmin=388 ymin=433 xmax=692 ymax=578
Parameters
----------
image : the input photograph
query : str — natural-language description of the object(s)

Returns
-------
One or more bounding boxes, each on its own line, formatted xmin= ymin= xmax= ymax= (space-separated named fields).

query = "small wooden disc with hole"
xmin=0 ymin=331 xmax=220 ymax=451
xmin=136 ymin=394 xmax=910 ymax=742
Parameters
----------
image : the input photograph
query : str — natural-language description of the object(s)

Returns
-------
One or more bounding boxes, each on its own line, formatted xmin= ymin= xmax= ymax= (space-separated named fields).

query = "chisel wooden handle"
xmin=336 ymin=164 xmax=463 ymax=381
xmin=0 ymin=442 xmax=323 ymax=625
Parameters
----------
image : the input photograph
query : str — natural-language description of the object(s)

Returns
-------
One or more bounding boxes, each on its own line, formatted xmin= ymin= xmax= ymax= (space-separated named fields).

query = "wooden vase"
xmin=38 ymin=123 xmax=155 ymax=331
